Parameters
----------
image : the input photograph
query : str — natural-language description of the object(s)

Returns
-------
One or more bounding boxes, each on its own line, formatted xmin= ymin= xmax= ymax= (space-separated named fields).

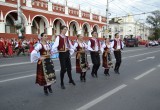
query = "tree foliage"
xmin=146 ymin=10 xmax=160 ymax=40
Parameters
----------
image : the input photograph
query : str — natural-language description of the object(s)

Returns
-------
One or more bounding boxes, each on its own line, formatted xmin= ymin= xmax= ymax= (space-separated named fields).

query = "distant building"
xmin=0 ymin=0 xmax=106 ymax=39
xmin=108 ymin=14 xmax=151 ymax=40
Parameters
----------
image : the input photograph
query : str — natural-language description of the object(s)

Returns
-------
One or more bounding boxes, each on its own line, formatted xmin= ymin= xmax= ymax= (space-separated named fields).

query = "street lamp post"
xmin=17 ymin=0 xmax=23 ymax=39
xmin=105 ymin=0 xmax=109 ymax=38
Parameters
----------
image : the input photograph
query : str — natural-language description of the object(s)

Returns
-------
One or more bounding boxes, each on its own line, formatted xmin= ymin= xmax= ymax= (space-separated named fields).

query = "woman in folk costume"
xmin=29 ymin=38 xmax=34 ymax=53
xmin=7 ymin=39 xmax=13 ymax=57
xmin=73 ymin=34 xmax=89 ymax=82
xmin=31 ymin=33 xmax=56 ymax=95
xmin=101 ymin=37 xmax=113 ymax=76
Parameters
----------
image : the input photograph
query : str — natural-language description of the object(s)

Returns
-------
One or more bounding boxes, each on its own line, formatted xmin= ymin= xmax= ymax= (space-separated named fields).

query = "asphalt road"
xmin=0 ymin=46 xmax=160 ymax=110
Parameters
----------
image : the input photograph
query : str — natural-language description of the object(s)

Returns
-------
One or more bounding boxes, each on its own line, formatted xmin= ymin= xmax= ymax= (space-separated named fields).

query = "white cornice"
xmin=0 ymin=2 xmax=106 ymax=25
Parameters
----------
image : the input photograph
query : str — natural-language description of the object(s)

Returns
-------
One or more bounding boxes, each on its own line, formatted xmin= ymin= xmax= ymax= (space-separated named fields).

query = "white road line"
xmin=137 ymin=56 xmax=155 ymax=62
xmin=0 ymin=48 xmax=149 ymax=68
xmin=134 ymin=68 xmax=156 ymax=80
xmin=0 ymin=62 xmax=31 ymax=68
xmin=123 ymin=50 xmax=160 ymax=60
xmin=0 ymin=67 xmax=79 ymax=83
xmin=157 ymin=65 xmax=160 ymax=67
xmin=0 ymin=74 xmax=36 ymax=83
xmin=0 ymin=70 xmax=35 ymax=77
xmin=123 ymin=48 xmax=147 ymax=53
xmin=76 ymin=84 xmax=127 ymax=110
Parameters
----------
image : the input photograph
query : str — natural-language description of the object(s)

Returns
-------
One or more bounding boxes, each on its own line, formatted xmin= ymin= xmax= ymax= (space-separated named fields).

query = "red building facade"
xmin=0 ymin=0 xmax=107 ymax=39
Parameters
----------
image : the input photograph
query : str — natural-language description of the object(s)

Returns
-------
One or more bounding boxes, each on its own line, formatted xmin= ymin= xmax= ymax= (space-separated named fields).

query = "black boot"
xmin=83 ymin=72 xmax=86 ymax=82
xmin=69 ymin=80 xmax=76 ymax=86
xmin=48 ymin=85 xmax=53 ymax=93
xmin=44 ymin=86 xmax=48 ymax=96
xmin=106 ymin=69 xmax=110 ymax=76
xmin=80 ymin=73 xmax=83 ymax=82
xmin=104 ymin=69 xmax=107 ymax=75
xmin=61 ymin=83 xmax=65 ymax=89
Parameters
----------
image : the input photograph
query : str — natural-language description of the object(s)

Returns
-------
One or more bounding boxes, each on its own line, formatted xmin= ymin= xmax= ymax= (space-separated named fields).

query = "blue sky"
xmin=49 ymin=0 xmax=160 ymax=20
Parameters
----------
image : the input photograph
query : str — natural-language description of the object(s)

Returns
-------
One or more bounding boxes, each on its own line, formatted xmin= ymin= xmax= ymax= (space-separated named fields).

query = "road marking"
xmin=134 ymin=68 xmax=156 ymax=80
xmin=157 ymin=65 xmax=160 ymax=67
xmin=0 ymin=74 xmax=36 ymax=83
xmin=0 ymin=48 xmax=149 ymax=68
xmin=0 ymin=62 xmax=31 ymax=68
xmin=76 ymin=84 xmax=127 ymax=110
xmin=0 ymin=70 xmax=35 ymax=77
xmin=123 ymin=48 xmax=147 ymax=53
xmin=137 ymin=56 xmax=155 ymax=62
xmin=123 ymin=50 xmax=160 ymax=60
xmin=0 ymin=66 xmax=80 ymax=83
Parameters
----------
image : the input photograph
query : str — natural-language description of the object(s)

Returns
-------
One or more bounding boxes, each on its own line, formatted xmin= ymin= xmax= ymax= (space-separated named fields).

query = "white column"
xmin=26 ymin=0 xmax=32 ymax=7
xmin=47 ymin=26 xmax=52 ymax=35
xmin=48 ymin=2 xmax=52 ymax=11
xmin=98 ymin=29 xmax=102 ymax=38
xmin=25 ymin=25 xmax=32 ymax=34
xmin=79 ymin=10 xmax=82 ymax=18
xmin=99 ymin=16 xmax=102 ymax=22
xmin=90 ymin=13 xmax=93 ymax=20
xmin=65 ymin=6 xmax=68 ymax=15
xmin=0 ymin=22 xmax=5 ymax=33
xmin=78 ymin=29 xmax=82 ymax=35
xmin=89 ymin=31 xmax=92 ymax=37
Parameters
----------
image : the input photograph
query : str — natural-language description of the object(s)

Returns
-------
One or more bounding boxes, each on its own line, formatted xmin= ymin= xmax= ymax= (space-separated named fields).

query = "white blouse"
xmin=30 ymin=43 xmax=50 ymax=63
xmin=73 ymin=41 xmax=88 ymax=51
xmin=101 ymin=43 xmax=113 ymax=53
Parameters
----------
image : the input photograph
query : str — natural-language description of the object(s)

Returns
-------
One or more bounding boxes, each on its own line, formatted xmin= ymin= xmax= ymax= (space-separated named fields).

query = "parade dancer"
xmin=111 ymin=33 xmax=124 ymax=74
xmin=51 ymin=25 xmax=75 ymax=89
xmin=101 ymin=37 xmax=113 ymax=76
xmin=73 ymin=34 xmax=89 ymax=82
xmin=31 ymin=33 xmax=56 ymax=95
xmin=88 ymin=31 xmax=101 ymax=77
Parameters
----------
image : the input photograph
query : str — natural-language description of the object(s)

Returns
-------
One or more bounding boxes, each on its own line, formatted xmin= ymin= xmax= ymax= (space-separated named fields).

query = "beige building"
xmin=107 ymin=14 xmax=151 ymax=40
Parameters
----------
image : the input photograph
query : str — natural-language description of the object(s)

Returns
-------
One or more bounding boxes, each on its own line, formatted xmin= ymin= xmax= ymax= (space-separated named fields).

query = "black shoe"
xmin=95 ymin=73 xmax=98 ymax=78
xmin=106 ymin=73 xmax=110 ymax=76
xmin=117 ymin=70 xmax=120 ymax=74
xmin=69 ymin=80 xmax=76 ymax=86
xmin=61 ymin=84 xmax=65 ymax=89
xmin=48 ymin=85 xmax=53 ymax=93
xmin=80 ymin=76 xmax=83 ymax=82
xmin=91 ymin=73 xmax=95 ymax=77
xmin=83 ymin=77 xmax=86 ymax=82
xmin=114 ymin=69 xmax=118 ymax=73
xmin=44 ymin=87 xmax=48 ymax=96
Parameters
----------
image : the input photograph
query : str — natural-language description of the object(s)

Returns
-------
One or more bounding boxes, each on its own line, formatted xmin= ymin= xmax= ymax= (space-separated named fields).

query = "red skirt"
xmin=36 ymin=60 xmax=47 ymax=86
xmin=102 ymin=52 xmax=109 ymax=69
xmin=76 ymin=52 xmax=88 ymax=73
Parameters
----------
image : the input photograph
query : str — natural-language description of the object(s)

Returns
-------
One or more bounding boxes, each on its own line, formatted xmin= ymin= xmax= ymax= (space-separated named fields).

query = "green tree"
xmin=146 ymin=10 xmax=160 ymax=40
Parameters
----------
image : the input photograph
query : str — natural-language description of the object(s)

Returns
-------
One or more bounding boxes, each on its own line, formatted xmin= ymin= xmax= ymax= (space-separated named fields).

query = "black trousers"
xmin=59 ymin=51 xmax=73 ymax=85
xmin=17 ymin=48 xmax=25 ymax=56
xmin=90 ymin=52 xmax=100 ymax=75
xmin=114 ymin=50 xmax=122 ymax=71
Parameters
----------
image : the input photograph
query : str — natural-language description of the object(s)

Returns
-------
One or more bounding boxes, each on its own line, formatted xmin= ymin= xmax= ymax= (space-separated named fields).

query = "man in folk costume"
xmin=88 ymin=30 xmax=101 ymax=77
xmin=101 ymin=37 xmax=113 ymax=76
xmin=73 ymin=34 xmax=89 ymax=82
xmin=51 ymin=25 xmax=75 ymax=89
xmin=111 ymin=33 xmax=124 ymax=74
xmin=31 ymin=33 xmax=56 ymax=95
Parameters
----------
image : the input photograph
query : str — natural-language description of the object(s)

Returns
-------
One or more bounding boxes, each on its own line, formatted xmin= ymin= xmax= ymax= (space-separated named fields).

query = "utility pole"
xmin=17 ymin=0 xmax=22 ymax=39
xmin=105 ymin=0 xmax=109 ymax=38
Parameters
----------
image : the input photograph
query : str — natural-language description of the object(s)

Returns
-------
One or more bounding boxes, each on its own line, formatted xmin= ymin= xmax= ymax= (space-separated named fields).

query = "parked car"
xmin=125 ymin=38 xmax=138 ymax=47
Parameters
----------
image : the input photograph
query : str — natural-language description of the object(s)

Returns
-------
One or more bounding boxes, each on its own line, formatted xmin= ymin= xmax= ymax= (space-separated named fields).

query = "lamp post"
xmin=105 ymin=0 xmax=109 ymax=38
xmin=15 ymin=0 xmax=24 ymax=39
